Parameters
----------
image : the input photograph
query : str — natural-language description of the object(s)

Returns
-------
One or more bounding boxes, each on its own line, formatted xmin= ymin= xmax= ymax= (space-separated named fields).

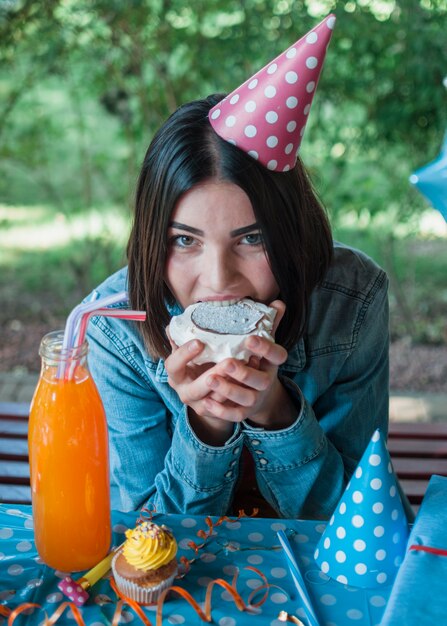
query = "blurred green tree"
xmin=1 ymin=0 xmax=446 ymax=345
xmin=0 ymin=0 xmax=446 ymax=220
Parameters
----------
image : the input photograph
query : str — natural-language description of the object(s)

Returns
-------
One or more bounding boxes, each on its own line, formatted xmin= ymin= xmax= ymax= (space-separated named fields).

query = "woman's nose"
xmin=203 ymin=249 xmax=237 ymax=292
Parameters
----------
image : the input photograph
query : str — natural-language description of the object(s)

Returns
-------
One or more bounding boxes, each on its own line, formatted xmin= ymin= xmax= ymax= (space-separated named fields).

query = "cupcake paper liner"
xmin=111 ymin=552 xmax=177 ymax=605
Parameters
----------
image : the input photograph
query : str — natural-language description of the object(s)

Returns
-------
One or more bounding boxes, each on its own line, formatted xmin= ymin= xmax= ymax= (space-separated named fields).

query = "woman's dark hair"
xmin=127 ymin=93 xmax=333 ymax=359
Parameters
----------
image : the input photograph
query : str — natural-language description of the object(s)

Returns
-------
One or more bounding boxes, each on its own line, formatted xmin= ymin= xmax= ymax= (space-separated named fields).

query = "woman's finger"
xmin=248 ymin=354 xmax=261 ymax=369
xmin=165 ymin=339 xmax=205 ymax=384
xmin=244 ymin=335 xmax=288 ymax=366
xmin=205 ymin=374 xmax=257 ymax=407
xmin=268 ymin=299 xmax=286 ymax=335
xmin=212 ymin=359 xmax=269 ymax=391
xmin=203 ymin=397 xmax=249 ymax=422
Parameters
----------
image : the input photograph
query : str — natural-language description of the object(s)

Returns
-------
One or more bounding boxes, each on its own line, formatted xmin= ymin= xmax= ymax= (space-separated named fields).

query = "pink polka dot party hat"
xmin=209 ymin=13 xmax=336 ymax=171
xmin=314 ymin=429 xmax=410 ymax=589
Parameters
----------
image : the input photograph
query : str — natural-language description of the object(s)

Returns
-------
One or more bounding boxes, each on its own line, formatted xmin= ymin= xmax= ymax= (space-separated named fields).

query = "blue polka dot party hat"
xmin=314 ymin=429 xmax=410 ymax=589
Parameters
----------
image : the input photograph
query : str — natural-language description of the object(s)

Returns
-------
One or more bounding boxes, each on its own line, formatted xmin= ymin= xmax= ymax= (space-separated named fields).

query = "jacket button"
xmin=251 ymin=439 xmax=261 ymax=446
xmin=233 ymin=446 xmax=240 ymax=455
xmin=225 ymin=470 xmax=233 ymax=478
xmin=259 ymin=458 xmax=268 ymax=465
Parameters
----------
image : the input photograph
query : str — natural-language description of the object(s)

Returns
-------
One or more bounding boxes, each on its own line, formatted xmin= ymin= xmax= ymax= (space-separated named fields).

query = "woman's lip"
xmin=197 ymin=296 xmax=246 ymax=302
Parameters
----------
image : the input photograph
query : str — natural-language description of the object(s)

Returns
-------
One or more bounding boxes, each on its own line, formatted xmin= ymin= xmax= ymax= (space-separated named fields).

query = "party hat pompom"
xmin=314 ymin=429 xmax=410 ymax=589
xmin=209 ymin=14 xmax=336 ymax=171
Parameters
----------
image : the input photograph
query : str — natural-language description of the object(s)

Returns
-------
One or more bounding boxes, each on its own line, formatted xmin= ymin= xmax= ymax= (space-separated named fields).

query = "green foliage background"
xmin=1 ymin=0 xmax=446 ymax=348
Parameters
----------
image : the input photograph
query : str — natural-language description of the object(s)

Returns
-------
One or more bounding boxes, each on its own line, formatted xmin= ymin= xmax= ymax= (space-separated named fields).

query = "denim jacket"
xmin=86 ymin=242 xmax=389 ymax=519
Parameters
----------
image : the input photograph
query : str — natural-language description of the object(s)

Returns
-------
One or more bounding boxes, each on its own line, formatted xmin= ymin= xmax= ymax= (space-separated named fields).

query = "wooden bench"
xmin=0 ymin=402 xmax=31 ymax=505
xmin=1 ymin=401 xmax=447 ymax=510
xmin=387 ymin=421 xmax=447 ymax=510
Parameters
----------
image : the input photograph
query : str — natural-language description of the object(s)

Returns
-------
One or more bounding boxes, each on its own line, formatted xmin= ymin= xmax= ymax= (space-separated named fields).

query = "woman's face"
xmin=165 ymin=180 xmax=280 ymax=309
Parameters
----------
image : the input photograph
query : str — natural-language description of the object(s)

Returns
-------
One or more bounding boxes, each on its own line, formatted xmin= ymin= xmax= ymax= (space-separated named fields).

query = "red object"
xmin=232 ymin=446 xmax=278 ymax=518
xmin=209 ymin=14 xmax=335 ymax=171
xmin=409 ymin=544 xmax=447 ymax=557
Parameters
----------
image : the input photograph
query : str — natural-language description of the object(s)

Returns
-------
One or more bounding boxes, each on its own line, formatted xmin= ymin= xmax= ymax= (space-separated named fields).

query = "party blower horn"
xmin=314 ymin=429 xmax=410 ymax=589
xmin=58 ymin=546 xmax=121 ymax=606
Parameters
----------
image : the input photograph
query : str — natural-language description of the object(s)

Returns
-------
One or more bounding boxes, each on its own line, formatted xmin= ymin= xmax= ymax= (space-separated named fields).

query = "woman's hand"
xmin=164 ymin=329 xmax=236 ymax=444
xmin=202 ymin=300 xmax=297 ymax=430
xmin=164 ymin=300 xmax=297 ymax=444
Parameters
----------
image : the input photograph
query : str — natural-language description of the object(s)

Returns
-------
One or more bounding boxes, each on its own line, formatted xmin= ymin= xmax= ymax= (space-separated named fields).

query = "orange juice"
xmin=28 ymin=331 xmax=111 ymax=571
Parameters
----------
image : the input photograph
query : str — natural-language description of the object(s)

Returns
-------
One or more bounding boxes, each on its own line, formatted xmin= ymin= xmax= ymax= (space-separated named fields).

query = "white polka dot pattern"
xmin=0 ymin=500 xmax=392 ymax=625
xmin=314 ymin=429 xmax=410 ymax=588
xmin=208 ymin=14 xmax=335 ymax=170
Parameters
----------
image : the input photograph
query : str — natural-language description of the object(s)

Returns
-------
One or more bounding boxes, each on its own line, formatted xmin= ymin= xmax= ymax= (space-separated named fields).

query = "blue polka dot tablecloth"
xmin=0 ymin=506 xmax=395 ymax=626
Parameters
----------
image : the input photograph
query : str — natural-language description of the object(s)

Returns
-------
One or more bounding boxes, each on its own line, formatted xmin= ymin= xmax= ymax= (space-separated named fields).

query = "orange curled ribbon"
xmin=185 ymin=509 xmax=259 ymax=559
xmin=110 ymin=578 xmax=154 ymax=625
xmin=136 ymin=503 xmax=158 ymax=524
xmin=152 ymin=564 xmax=288 ymax=623
xmin=4 ymin=601 xmax=86 ymax=626
xmin=205 ymin=578 xmax=248 ymax=613
xmin=4 ymin=508 xmax=268 ymax=626
xmin=245 ymin=566 xmax=290 ymax=610
xmin=156 ymin=586 xmax=210 ymax=624
xmin=112 ymin=600 xmax=153 ymax=626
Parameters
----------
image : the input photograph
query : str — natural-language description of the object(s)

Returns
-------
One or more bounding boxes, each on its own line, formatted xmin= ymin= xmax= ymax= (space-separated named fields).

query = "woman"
xmin=86 ymin=93 xmax=389 ymax=518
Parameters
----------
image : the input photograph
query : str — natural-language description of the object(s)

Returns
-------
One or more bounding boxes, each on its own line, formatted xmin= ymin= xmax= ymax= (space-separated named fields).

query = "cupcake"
xmin=112 ymin=521 xmax=178 ymax=604
xmin=169 ymin=298 xmax=277 ymax=364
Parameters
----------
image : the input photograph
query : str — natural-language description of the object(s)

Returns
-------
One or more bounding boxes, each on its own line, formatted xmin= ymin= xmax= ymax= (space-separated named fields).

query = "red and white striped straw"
xmin=75 ymin=308 xmax=147 ymax=348
xmin=65 ymin=307 xmax=146 ymax=380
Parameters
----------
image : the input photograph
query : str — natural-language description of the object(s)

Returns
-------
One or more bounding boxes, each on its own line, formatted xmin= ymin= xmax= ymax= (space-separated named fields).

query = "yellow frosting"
xmin=122 ymin=521 xmax=177 ymax=571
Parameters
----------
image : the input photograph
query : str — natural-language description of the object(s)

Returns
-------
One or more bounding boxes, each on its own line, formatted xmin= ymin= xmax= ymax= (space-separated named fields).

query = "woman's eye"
xmin=241 ymin=233 xmax=263 ymax=245
xmin=170 ymin=235 xmax=196 ymax=248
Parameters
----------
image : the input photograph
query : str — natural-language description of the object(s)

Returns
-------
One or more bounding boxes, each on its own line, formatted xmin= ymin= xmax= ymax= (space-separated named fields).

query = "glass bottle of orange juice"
xmin=28 ymin=330 xmax=111 ymax=572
